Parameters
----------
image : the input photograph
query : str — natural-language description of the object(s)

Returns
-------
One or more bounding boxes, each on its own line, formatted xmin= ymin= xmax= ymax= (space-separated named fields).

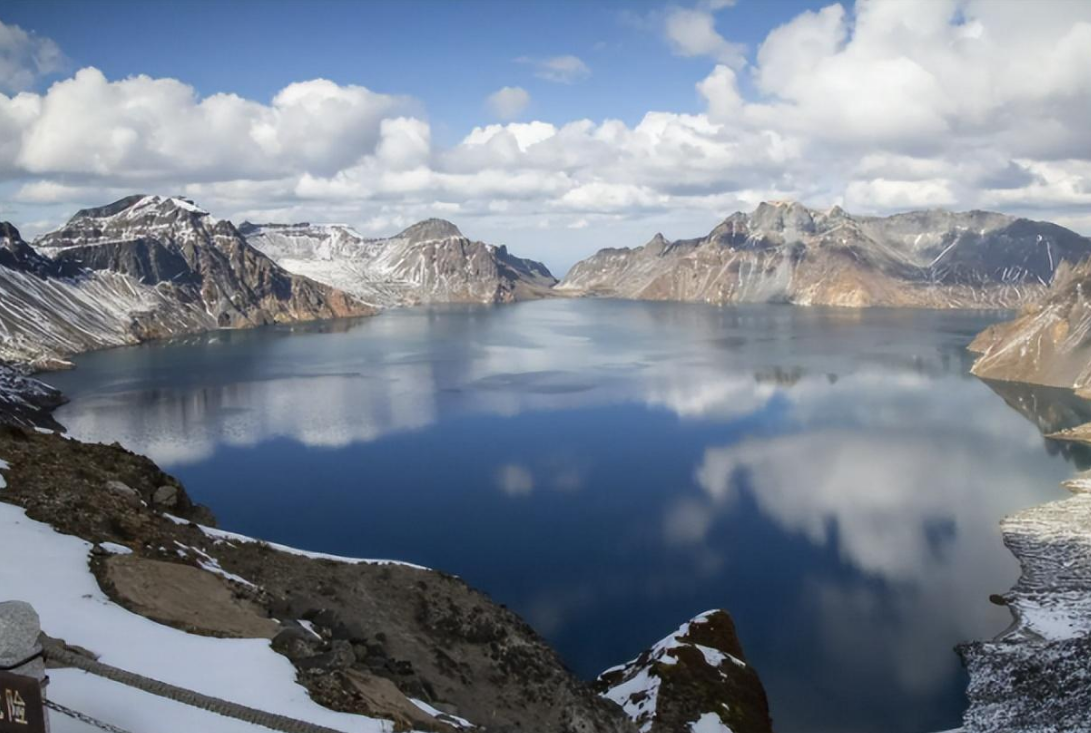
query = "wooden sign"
xmin=0 ymin=671 xmax=44 ymax=733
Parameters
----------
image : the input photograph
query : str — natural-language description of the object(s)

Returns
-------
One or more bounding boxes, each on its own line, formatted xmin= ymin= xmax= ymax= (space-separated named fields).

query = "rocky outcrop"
xmin=0 ymin=364 xmax=66 ymax=431
xmin=241 ymin=218 xmax=557 ymax=307
xmin=596 ymin=610 xmax=773 ymax=733
xmin=0 ymin=221 xmax=213 ymax=367
xmin=971 ymin=258 xmax=1091 ymax=391
xmin=559 ymin=201 xmax=1091 ymax=309
xmin=37 ymin=195 xmax=374 ymax=330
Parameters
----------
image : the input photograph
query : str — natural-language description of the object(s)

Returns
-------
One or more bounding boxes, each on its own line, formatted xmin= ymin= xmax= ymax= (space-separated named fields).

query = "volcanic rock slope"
xmin=971 ymin=256 xmax=1091 ymax=391
xmin=0 ymin=196 xmax=373 ymax=368
xmin=558 ymin=201 xmax=1091 ymax=309
xmin=240 ymin=218 xmax=557 ymax=307
xmin=0 ymin=218 xmax=211 ymax=367
xmin=36 ymin=195 xmax=372 ymax=326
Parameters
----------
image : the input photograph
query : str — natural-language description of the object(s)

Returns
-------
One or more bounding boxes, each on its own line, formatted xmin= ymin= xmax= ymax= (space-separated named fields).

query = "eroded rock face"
xmin=241 ymin=218 xmax=557 ymax=307
xmin=596 ymin=610 xmax=773 ymax=733
xmin=0 ymin=197 xmax=375 ymax=368
xmin=971 ymin=258 xmax=1091 ymax=390
xmin=37 ymin=195 xmax=374 ymax=330
xmin=0 ymin=221 xmax=214 ymax=367
xmin=559 ymin=201 xmax=1091 ymax=309
xmin=0 ymin=365 xmax=66 ymax=431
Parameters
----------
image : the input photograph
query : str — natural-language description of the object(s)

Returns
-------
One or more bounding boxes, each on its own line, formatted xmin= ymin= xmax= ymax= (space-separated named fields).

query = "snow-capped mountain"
xmin=0 ymin=220 xmax=214 ymax=367
xmin=0 ymin=196 xmax=373 ymax=367
xmin=240 ymin=218 xmax=557 ymax=307
xmin=36 ymin=195 xmax=372 ymax=328
xmin=558 ymin=202 xmax=1091 ymax=309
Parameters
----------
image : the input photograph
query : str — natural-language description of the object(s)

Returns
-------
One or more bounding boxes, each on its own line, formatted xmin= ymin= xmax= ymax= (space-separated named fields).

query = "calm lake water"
xmin=47 ymin=299 xmax=1075 ymax=733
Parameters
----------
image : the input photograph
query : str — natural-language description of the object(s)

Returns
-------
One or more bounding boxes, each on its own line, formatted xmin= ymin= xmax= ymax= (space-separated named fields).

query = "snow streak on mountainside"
xmin=240 ymin=218 xmax=557 ymax=307
xmin=0 ymin=195 xmax=375 ymax=367
xmin=36 ymin=195 xmax=372 ymax=328
xmin=0 ymin=220 xmax=214 ymax=367
xmin=559 ymin=202 xmax=1091 ymax=309
xmin=971 ymin=257 xmax=1091 ymax=391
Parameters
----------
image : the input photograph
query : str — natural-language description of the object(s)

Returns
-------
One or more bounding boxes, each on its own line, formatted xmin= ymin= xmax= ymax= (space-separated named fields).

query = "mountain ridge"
xmin=242 ymin=216 xmax=557 ymax=307
xmin=0 ymin=195 xmax=374 ymax=367
xmin=558 ymin=201 xmax=1091 ymax=309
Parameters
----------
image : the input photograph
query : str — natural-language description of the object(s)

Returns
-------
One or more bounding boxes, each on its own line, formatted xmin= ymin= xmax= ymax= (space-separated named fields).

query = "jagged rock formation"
xmin=971 ymin=257 xmax=1091 ymax=391
xmin=37 ymin=195 xmax=372 ymax=329
xmin=559 ymin=201 xmax=1091 ymax=309
xmin=596 ymin=610 xmax=773 ymax=733
xmin=0 ymin=196 xmax=374 ymax=368
xmin=240 ymin=218 xmax=557 ymax=307
xmin=0 ymin=220 xmax=214 ymax=367
xmin=0 ymin=364 xmax=65 ymax=431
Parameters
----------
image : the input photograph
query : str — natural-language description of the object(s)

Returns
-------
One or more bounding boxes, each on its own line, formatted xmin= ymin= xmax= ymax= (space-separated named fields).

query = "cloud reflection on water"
xmin=42 ymin=300 xmax=1072 ymax=733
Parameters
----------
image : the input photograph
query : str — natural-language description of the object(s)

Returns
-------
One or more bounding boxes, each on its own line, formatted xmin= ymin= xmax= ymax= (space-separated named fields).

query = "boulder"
xmin=152 ymin=484 xmax=179 ymax=509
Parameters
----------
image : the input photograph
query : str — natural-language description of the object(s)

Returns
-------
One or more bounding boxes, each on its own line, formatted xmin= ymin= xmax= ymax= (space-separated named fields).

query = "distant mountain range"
xmin=4 ymin=195 xmax=1091 ymax=370
xmin=240 ymin=218 xmax=557 ymax=307
xmin=0 ymin=196 xmax=556 ymax=367
xmin=558 ymin=201 xmax=1091 ymax=309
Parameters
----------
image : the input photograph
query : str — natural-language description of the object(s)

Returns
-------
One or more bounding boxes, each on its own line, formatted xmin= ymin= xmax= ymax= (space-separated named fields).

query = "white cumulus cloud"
xmin=2 ymin=1 xmax=1091 ymax=261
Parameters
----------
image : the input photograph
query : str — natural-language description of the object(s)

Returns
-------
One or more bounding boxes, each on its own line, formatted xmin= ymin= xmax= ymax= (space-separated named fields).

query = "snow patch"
xmin=408 ymin=699 xmax=474 ymax=729
xmin=164 ymin=514 xmax=428 ymax=570
xmin=689 ymin=712 xmax=735 ymax=733
xmin=98 ymin=542 xmax=132 ymax=556
xmin=0 ymin=502 xmax=416 ymax=732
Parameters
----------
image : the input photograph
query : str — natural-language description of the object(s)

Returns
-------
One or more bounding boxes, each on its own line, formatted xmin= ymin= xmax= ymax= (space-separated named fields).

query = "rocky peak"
xmin=0 ymin=222 xmax=69 ymax=278
xmin=645 ymin=233 xmax=671 ymax=254
xmin=37 ymin=195 xmax=221 ymax=250
xmin=596 ymin=610 xmax=773 ymax=733
xmin=395 ymin=218 xmax=464 ymax=244
xmin=0 ymin=222 xmax=24 ymax=248
xmin=749 ymin=200 xmax=817 ymax=236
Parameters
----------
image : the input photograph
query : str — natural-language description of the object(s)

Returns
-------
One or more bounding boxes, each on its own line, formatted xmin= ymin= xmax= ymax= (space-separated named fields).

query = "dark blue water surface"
xmin=47 ymin=300 xmax=1073 ymax=733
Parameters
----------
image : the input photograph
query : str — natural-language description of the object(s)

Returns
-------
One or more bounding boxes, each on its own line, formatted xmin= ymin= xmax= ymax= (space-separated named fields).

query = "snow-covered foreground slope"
xmin=559 ymin=201 xmax=1091 ymax=309
xmin=242 ymin=219 xmax=556 ymax=307
xmin=0 ymin=430 xmax=637 ymax=733
xmin=0 ymin=500 xmax=413 ymax=733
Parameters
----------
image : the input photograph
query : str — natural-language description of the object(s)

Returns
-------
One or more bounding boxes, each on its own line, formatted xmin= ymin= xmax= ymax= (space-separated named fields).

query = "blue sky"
xmin=1 ymin=0 xmax=1089 ymax=272
xmin=2 ymin=0 xmax=811 ymax=142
